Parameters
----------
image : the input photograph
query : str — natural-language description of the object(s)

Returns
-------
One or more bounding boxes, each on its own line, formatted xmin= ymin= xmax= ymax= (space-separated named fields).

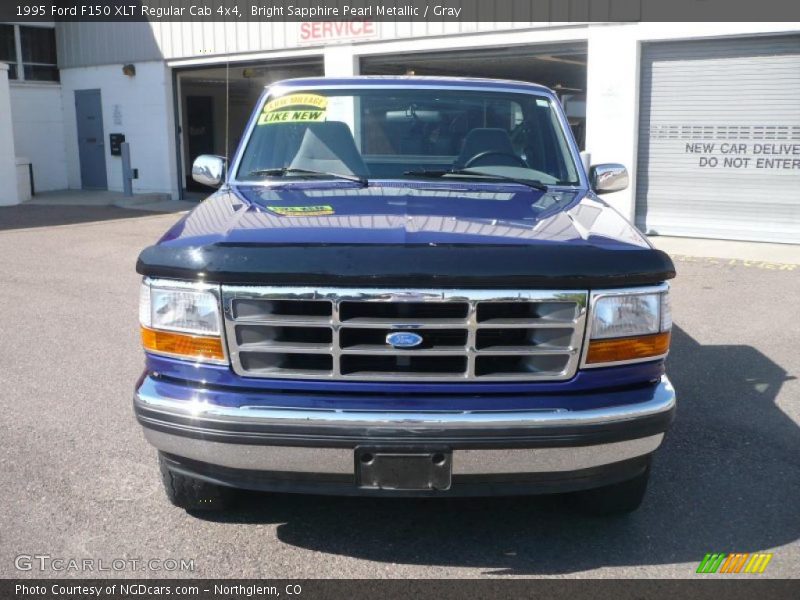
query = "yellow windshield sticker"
xmin=259 ymin=109 xmax=326 ymax=125
xmin=263 ymin=94 xmax=328 ymax=113
xmin=258 ymin=93 xmax=329 ymax=125
xmin=267 ymin=205 xmax=335 ymax=216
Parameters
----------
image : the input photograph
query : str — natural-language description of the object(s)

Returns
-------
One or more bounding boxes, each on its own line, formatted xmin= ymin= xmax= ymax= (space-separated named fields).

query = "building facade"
xmin=1 ymin=20 xmax=798 ymax=243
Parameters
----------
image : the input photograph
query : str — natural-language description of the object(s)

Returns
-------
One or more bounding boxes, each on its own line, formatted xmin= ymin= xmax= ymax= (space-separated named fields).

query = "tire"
xmin=569 ymin=461 xmax=651 ymax=516
xmin=158 ymin=454 xmax=233 ymax=511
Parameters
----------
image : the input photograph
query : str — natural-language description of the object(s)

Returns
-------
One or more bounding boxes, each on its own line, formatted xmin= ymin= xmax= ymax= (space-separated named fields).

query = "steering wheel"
xmin=463 ymin=150 xmax=527 ymax=168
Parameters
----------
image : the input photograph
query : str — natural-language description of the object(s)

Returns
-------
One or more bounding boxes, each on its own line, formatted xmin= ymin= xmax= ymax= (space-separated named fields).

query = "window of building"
xmin=0 ymin=24 xmax=17 ymax=80
xmin=0 ymin=24 xmax=58 ymax=82
xmin=20 ymin=25 xmax=58 ymax=81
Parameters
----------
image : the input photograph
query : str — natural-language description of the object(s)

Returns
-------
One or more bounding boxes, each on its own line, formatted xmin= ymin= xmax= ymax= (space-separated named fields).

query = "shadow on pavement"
xmin=195 ymin=325 xmax=798 ymax=575
xmin=0 ymin=204 xmax=166 ymax=232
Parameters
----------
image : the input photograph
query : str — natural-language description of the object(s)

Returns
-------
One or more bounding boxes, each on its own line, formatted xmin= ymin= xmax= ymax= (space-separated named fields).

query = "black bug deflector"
xmin=136 ymin=243 xmax=675 ymax=289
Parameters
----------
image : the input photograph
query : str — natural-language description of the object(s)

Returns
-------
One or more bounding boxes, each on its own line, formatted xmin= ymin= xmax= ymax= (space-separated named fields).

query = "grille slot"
xmin=340 ymin=301 xmax=469 ymax=323
xmin=475 ymin=327 xmax=574 ymax=351
xmin=239 ymin=352 xmax=333 ymax=375
xmin=232 ymin=298 xmax=332 ymax=321
xmin=475 ymin=354 xmax=571 ymax=377
xmin=341 ymin=355 xmax=468 ymax=377
xmin=340 ymin=328 xmax=468 ymax=350
xmin=476 ymin=301 xmax=578 ymax=324
xmin=235 ymin=325 xmax=332 ymax=349
xmin=223 ymin=287 xmax=587 ymax=381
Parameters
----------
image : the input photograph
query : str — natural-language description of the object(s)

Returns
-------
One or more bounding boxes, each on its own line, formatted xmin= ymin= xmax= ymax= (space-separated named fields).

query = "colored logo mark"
xmin=696 ymin=552 xmax=773 ymax=574
xmin=386 ymin=332 xmax=424 ymax=348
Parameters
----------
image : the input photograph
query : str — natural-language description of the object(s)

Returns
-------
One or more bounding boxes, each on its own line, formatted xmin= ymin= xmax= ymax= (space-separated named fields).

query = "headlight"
xmin=585 ymin=286 xmax=671 ymax=366
xmin=591 ymin=293 xmax=660 ymax=339
xmin=148 ymin=287 xmax=220 ymax=335
xmin=139 ymin=279 xmax=226 ymax=364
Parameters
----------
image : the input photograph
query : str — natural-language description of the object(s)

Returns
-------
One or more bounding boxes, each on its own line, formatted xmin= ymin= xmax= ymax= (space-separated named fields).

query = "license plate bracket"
xmin=355 ymin=448 xmax=452 ymax=491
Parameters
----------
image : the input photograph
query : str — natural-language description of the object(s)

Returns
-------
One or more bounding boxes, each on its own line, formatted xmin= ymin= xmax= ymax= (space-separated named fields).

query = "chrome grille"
xmin=222 ymin=287 xmax=588 ymax=382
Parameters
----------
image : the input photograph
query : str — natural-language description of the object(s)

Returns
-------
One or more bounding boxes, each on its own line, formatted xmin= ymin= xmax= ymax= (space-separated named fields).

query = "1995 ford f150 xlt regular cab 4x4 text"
xmin=134 ymin=77 xmax=676 ymax=515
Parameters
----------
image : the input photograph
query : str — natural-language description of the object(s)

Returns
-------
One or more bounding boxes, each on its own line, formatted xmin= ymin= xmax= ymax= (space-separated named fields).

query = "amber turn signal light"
xmin=586 ymin=331 xmax=671 ymax=364
xmin=141 ymin=326 xmax=225 ymax=362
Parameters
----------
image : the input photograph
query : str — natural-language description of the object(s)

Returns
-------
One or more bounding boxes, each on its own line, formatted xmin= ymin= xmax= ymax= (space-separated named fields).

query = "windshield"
xmin=236 ymin=87 xmax=581 ymax=186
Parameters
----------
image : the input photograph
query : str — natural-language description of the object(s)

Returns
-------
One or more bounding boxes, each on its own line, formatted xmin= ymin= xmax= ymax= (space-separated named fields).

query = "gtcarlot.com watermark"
xmin=14 ymin=554 xmax=195 ymax=573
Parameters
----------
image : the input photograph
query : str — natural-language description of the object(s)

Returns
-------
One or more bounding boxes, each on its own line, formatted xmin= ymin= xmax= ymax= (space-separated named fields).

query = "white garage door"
xmin=636 ymin=36 xmax=800 ymax=243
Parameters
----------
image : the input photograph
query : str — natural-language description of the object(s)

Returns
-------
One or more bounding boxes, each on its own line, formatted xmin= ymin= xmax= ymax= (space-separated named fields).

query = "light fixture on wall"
xmin=122 ymin=64 xmax=136 ymax=77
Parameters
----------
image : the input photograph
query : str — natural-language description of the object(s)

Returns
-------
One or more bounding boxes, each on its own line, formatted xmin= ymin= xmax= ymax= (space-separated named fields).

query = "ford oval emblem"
xmin=386 ymin=331 xmax=423 ymax=348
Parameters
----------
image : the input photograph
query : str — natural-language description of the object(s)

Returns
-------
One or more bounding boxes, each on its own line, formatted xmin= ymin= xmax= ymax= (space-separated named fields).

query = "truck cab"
xmin=135 ymin=76 xmax=675 ymax=514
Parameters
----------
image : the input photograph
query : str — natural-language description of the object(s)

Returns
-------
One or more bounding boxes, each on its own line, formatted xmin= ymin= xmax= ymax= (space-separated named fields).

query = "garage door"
xmin=636 ymin=36 xmax=800 ymax=243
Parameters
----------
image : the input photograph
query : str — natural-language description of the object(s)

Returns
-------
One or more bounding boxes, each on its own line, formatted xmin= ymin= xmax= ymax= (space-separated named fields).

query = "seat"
xmin=288 ymin=121 xmax=369 ymax=176
xmin=454 ymin=128 xmax=520 ymax=169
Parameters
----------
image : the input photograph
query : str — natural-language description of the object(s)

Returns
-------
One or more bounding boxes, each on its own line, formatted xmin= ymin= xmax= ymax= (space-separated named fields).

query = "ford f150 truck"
xmin=134 ymin=76 xmax=675 ymax=515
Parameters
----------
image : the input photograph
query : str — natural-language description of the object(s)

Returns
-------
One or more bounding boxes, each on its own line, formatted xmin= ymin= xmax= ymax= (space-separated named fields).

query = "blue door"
xmin=75 ymin=89 xmax=108 ymax=190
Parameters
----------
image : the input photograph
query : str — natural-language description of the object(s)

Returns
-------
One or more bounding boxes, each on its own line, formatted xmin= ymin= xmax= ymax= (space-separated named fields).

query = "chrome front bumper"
xmin=134 ymin=375 xmax=675 ymax=493
xmin=146 ymin=428 xmax=664 ymax=474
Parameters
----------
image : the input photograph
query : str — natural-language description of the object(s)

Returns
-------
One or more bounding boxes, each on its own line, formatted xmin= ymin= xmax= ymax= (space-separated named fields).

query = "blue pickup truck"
xmin=134 ymin=76 xmax=675 ymax=515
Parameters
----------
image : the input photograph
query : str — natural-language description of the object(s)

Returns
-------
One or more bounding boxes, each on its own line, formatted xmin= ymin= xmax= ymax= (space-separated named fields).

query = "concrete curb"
xmin=649 ymin=236 xmax=800 ymax=266
xmin=22 ymin=189 xmax=197 ymax=214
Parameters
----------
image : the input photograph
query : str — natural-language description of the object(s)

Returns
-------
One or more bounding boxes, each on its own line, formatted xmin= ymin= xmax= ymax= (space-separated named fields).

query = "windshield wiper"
xmin=247 ymin=167 xmax=368 ymax=187
xmin=403 ymin=169 xmax=548 ymax=191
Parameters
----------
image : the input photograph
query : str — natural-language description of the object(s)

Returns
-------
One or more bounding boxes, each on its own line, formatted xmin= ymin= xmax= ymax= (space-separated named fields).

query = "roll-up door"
xmin=636 ymin=36 xmax=800 ymax=243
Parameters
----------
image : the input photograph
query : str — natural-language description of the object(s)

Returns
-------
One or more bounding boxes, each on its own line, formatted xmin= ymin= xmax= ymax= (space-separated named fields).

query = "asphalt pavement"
xmin=0 ymin=204 xmax=798 ymax=578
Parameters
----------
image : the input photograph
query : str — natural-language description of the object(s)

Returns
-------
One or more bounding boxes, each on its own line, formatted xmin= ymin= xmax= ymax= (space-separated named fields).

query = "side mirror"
xmin=191 ymin=155 xmax=227 ymax=188
xmin=589 ymin=163 xmax=629 ymax=194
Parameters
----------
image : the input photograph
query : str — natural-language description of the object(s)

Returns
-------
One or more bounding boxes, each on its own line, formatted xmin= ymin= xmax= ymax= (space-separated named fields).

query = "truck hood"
xmin=137 ymin=182 xmax=675 ymax=288
xmin=157 ymin=182 xmax=651 ymax=248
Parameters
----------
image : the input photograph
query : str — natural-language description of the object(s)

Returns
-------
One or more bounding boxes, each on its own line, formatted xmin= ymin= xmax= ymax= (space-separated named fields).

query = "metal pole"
xmin=121 ymin=142 xmax=133 ymax=196
xmin=580 ymin=151 xmax=592 ymax=175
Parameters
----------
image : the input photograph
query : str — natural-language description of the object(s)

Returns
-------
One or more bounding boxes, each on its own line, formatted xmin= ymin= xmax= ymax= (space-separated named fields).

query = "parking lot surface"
xmin=0 ymin=205 xmax=798 ymax=578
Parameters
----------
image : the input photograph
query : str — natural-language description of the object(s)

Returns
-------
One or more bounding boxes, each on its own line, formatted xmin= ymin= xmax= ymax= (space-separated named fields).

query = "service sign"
xmin=297 ymin=20 xmax=379 ymax=44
